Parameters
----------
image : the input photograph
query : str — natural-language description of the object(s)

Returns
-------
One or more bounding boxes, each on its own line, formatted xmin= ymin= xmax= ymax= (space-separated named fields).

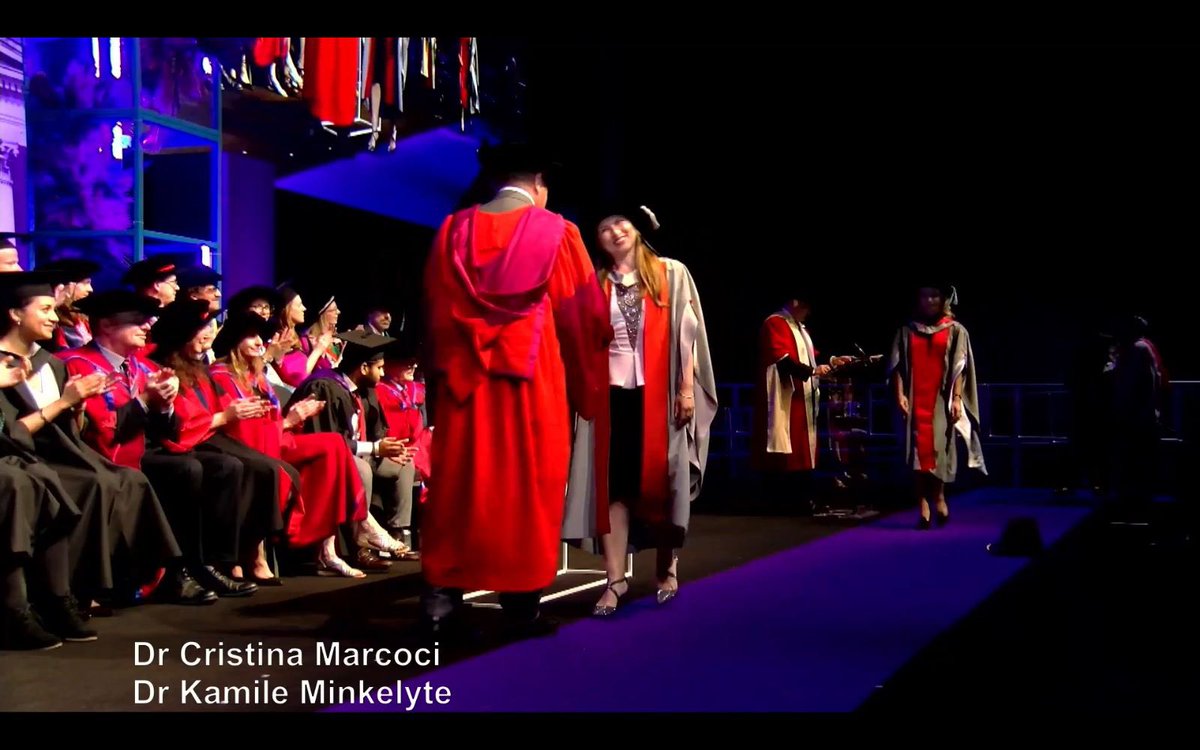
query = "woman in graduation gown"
xmin=888 ymin=281 xmax=986 ymax=529
xmin=585 ymin=205 xmax=718 ymax=616
xmin=148 ymin=299 xmax=288 ymax=584
xmin=0 ymin=272 xmax=181 ymax=604
xmin=209 ymin=311 xmax=371 ymax=578
xmin=2 ymin=353 xmax=98 ymax=650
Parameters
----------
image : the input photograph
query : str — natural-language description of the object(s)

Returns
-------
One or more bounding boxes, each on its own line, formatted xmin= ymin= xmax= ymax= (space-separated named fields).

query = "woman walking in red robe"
xmin=889 ymin=281 xmax=986 ymax=529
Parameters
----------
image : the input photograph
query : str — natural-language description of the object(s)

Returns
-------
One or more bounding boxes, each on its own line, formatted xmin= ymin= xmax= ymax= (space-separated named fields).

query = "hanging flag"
xmin=421 ymin=37 xmax=437 ymax=89
xmin=398 ymin=37 xmax=410 ymax=112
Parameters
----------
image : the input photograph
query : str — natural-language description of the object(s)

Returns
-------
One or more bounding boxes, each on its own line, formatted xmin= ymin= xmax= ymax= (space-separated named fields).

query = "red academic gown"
xmin=54 ymin=317 xmax=91 ymax=352
xmin=303 ymin=37 xmax=360 ymax=126
xmin=601 ymin=261 xmax=673 ymax=525
xmin=910 ymin=320 xmax=951 ymax=472
xmin=364 ymin=37 xmax=404 ymax=109
xmin=421 ymin=205 xmax=611 ymax=592
xmin=253 ymin=37 xmax=289 ymax=67
xmin=210 ymin=365 xmax=367 ymax=548
xmin=161 ymin=372 xmax=221 ymax=455
xmin=376 ymin=378 xmax=432 ymax=481
xmin=752 ymin=314 xmax=819 ymax=472
xmin=60 ymin=343 xmax=160 ymax=469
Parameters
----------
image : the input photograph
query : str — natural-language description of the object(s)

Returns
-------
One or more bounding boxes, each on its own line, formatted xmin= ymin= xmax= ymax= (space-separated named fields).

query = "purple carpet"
xmin=333 ymin=490 xmax=1090 ymax=712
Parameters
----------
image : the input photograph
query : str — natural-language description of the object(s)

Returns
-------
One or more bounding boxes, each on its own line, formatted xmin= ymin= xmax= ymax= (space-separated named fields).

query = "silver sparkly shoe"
xmin=591 ymin=579 xmax=628 ymax=617
xmin=656 ymin=558 xmax=679 ymax=604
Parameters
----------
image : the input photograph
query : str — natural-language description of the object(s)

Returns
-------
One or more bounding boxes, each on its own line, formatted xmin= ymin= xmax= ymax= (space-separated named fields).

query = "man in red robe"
xmin=123 ymin=256 xmax=181 ymax=308
xmin=63 ymin=291 xmax=254 ymax=600
xmin=376 ymin=352 xmax=430 ymax=556
xmin=753 ymin=296 xmax=839 ymax=510
xmin=420 ymin=142 xmax=612 ymax=637
xmin=123 ymin=254 xmax=185 ymax=362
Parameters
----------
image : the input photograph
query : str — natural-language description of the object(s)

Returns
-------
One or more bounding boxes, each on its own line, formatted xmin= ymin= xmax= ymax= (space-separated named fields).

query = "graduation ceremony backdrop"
xmin=278 ymin=41 xmax=1196 ymax=387
xmin=6 ymin=39 xmax=1193 ymax=384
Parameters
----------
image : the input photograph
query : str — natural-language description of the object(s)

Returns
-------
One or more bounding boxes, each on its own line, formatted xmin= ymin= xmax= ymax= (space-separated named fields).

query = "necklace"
xmin=612 ymin=272 xmax=642 ymax=350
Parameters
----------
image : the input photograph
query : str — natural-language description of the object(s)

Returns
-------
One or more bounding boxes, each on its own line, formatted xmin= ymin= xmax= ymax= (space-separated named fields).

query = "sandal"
xmin=656 ymin=557 xmax=679 ymax=605
xmin=354 ymin=530 xmax=410 ymax=557
xmin=316 ymin=556 xmax=366 ymax=579
xmin=591 ymin=579 xmax=629 ymax=617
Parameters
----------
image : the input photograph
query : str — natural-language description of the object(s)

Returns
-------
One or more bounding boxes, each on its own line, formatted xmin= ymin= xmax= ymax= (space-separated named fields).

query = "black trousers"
xmin=142 ymin=449 xmax=244 ymax=565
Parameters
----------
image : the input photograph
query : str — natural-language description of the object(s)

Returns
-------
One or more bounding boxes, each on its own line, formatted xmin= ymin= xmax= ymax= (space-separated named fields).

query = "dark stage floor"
xmin=0 ymin=511 xmax=846 ymax=712
xmin=1 ymin=491 xmax=1194 ymax=713
xmin=861 ymin=502 xmax=1200 ymax=712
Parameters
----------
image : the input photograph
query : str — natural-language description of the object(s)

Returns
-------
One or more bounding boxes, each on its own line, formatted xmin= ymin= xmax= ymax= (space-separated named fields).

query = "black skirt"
xmin=608 ymin=386 xmax=643 ymax=502
xmin=608 ymin=386 xmax=686 ymax=552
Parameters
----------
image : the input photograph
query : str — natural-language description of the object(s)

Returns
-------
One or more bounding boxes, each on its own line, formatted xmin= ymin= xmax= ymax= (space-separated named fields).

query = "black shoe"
xmin=197 ymin=566 xmax=258 ymax=597
xmin=916 ymin=516 xmax=932 ymax=531
xmin=2 ymin=607 xmax=63 ymax=651
xmin=414 ymin=612 xmax=482 ymax=645
xmin=155 ymin=569 xmax=218 ymax=606
xmin=37 ymin=594 xmax=99 ymax=642
xmin=935 ymin=510 xmax=950 ymax=527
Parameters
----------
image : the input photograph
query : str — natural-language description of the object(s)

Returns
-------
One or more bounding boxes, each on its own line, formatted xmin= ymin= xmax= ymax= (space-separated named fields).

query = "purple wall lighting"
xmin=222 ymin=151 xmax=276 ymax=290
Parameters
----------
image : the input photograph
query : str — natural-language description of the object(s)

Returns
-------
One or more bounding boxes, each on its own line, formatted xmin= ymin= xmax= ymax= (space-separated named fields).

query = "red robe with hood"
xmin=421 ymin=204 xmax=612 ymax=592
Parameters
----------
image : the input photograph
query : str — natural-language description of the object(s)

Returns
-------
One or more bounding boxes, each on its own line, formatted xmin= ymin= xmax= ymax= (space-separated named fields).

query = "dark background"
xmin=279 ymin=42 xmax=1197 ymax=385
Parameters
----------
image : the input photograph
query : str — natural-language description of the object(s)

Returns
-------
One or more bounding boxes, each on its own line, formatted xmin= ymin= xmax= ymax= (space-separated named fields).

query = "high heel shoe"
xmin=591 ymin=579 xmax=628 ymax=617
xmin=316 ymin=556 xmax=365 ymax=579
xmin=935 ymin=508 xmax=950 ymax=527
xmin=916 ymin=515 xmax=932 ymax=530
xmin=656 ymin=557 xmax=679 ymax=605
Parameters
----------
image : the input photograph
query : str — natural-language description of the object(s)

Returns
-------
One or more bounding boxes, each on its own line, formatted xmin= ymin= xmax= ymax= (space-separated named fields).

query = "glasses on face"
xmin=250 ymin=303 xmax=272 ymax=315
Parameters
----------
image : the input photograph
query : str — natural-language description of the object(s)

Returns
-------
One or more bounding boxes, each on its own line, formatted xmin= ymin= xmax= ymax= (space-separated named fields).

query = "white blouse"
xmin=608 ymin=271 xmax=646 ymax=389
xmin=23 ymin=345 xmax=62 ymax=409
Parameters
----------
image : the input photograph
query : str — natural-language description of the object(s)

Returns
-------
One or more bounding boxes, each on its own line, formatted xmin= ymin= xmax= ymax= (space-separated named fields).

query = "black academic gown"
xmin=285 ymin=370 xmax=389 ymax=450
xmin=1 ymin=399 xmax=79 ymax=560
xmin=0 ymin=347 xmax=181 ymax=593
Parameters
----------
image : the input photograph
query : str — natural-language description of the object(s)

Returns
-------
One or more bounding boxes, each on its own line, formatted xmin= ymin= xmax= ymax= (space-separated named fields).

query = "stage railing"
xmin=711 ymin=380 xmax=1196 ymax=486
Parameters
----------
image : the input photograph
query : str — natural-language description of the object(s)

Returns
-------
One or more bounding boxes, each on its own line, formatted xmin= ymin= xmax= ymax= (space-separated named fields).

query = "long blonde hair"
xmin=223 ymin=346 xmax=268 ymax=396
xmin=600 ymin=235 xmax=666 ymax=307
